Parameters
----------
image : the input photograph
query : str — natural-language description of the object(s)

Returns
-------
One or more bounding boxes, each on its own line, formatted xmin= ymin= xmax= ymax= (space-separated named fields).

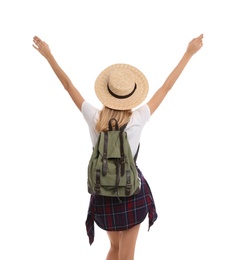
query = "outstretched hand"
xmin=32 ymin=36 xmax=51 ymax=59
xmin=187 ymin=34 xmax=204 ymax=55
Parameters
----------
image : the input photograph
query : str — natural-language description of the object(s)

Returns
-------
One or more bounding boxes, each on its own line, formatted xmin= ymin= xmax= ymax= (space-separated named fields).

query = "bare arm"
xmin=32 ymin=36 xmax=85 ymax=111
xmin=147 ymin=34 xmax=204 ymax=115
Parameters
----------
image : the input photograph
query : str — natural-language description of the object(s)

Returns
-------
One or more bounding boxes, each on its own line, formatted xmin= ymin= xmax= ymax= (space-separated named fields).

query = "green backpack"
xmin=87 ymin=118 xmax=141 ymax=199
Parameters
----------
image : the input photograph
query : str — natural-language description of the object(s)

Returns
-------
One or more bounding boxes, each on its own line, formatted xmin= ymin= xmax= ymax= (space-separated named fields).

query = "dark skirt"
xmin=85 ymin=166 xmax=158 ymax=245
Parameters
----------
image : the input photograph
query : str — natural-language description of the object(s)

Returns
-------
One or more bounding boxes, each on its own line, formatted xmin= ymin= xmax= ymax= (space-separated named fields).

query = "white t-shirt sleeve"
xmin=131 ymin=104 xmax=151 ymax=125
xmin=125 ymin=104 xmax=151 ymax=156
xmin=81 ymin=101 xmax=99 ymax=146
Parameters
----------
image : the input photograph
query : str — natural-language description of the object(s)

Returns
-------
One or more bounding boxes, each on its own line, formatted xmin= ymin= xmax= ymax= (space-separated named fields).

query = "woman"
xmin=32 ymin=34 xmax=203 ymax=260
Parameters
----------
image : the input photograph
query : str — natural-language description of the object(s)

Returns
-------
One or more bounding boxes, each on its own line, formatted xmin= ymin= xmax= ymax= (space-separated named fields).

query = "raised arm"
xmin=147 ymin=34 xmax=204 ymax=115
xmin=32 ymin=36 xmax=85 ymax=111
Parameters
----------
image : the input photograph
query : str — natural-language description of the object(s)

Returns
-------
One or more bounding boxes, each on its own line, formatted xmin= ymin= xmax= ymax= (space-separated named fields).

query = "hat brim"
xmin=94 ymin=64 xmax=149 ymax=110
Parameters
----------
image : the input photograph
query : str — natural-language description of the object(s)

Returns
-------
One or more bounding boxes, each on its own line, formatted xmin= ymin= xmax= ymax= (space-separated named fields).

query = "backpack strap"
xmin=95 ymin=169 xmax=101 ymax=194
xmin=120 ymin=123 xmax=127 ymax=132
xmin=134 ymin=143 xmax=140 ymax=163
xmin=119 ymin=130 xmax=125 ymax=177
xmin=103 ymin=118 xmax=119 ymax=176
xmin=126 ymin=170 xmax=132 ymax=196
xmin=119 ymin=122 xmax=128 ymax=176
xmin=102 ymin=132 xmax=108 ymax=176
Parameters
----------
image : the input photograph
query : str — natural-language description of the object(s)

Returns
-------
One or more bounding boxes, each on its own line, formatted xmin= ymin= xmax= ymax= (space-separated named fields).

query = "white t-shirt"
xmin=81 ymin=101 xmax=150 ymax=156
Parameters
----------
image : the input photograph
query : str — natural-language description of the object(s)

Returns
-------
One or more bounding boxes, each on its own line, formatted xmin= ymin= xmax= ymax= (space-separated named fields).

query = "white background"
xmin=0 ymin=0 xmax=228 ymax=259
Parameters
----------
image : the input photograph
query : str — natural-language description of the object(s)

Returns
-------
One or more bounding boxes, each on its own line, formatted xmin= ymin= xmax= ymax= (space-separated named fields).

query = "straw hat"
xmin=94 ymin=63 xmax=149 ymax=110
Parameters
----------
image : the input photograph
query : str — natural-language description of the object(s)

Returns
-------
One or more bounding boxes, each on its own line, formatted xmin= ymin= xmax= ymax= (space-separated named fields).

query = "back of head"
xmin=96 ymin=106 xmax=132 ymax=132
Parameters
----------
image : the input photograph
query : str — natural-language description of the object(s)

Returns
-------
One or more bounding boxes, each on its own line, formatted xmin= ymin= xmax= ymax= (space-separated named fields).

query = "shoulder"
xmin=81 ymin=101 xmax=97 ymax=113
xmin=81 ymin=101 xmax=99 ymax=123
xmin=131 ymin=104 xmax=150 ymax=125
xmin=81 ymin=101 xmax=99 ymax=116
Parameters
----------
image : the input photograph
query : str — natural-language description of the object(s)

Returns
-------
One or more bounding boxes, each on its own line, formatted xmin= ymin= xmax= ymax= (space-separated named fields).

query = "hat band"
xmin=107 ymin=83 xmax=137 ymax=99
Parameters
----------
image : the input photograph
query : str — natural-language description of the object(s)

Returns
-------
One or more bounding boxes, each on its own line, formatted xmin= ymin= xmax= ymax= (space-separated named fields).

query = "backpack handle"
xmin=109 ymin=118 xmax=119 ymax=131
xmin=109 ymin=118 xmax=128 ymax=132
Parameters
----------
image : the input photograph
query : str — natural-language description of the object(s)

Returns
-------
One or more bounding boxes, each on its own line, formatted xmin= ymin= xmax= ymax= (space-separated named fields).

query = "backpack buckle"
xmin=125 ymin=184 xmax=131 ymax=196
xmin=95 ymin=184 xmax=101 ymax=194
xmin=125 ymin=170 xmax=131 ymax=195
xmin=120 ymin=157 xmax=125 ymax=164
xmin=95 ymin=170 xmax=101 ymax=194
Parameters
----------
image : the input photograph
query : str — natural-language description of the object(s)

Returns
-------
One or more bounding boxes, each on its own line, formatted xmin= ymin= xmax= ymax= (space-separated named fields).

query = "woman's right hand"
xmin=32 ymin=36 xmax=52 ymax=59
xmin=186 ymin=34 xmax=204 ymax=56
